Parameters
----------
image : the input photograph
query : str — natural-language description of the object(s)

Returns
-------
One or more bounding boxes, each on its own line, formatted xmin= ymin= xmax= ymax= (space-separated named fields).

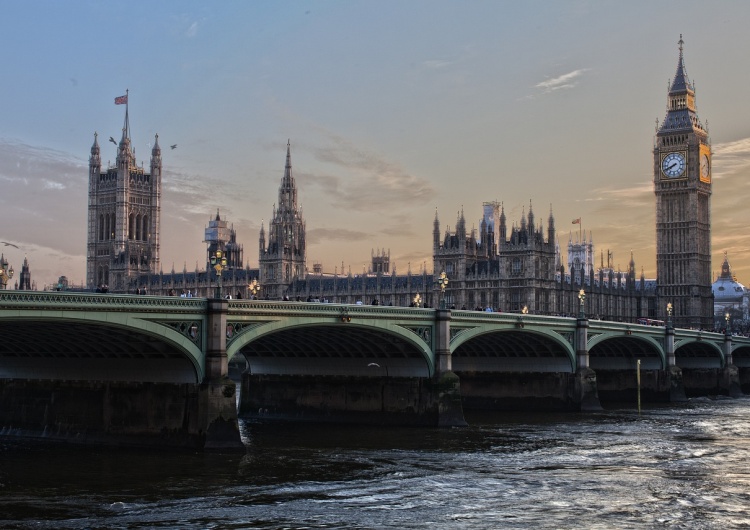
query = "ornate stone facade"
xmin=86 ymin=103 xmax=161 ymax=292
xmin=259 ymin=141 xmax=307 ymax=300
xmin=654 ymin=36 xmax=713 ymax=329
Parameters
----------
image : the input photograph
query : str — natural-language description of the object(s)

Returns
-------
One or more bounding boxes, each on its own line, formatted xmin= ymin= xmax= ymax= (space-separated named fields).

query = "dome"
xmin=712 ymin=254 xmax=746 ymax=302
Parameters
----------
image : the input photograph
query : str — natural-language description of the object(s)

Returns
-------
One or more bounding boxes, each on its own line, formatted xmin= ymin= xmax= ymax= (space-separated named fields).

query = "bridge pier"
xmin=434 ymin=309 xmax=467 ymax=427
xmin=199 ymin=299 xmax=245 ymax=450
xmin=576 ymin=316 xmax=602 ymax=411
xmin=665 ymin=323 xmax=687 ymax=402
xmin=722 ymin=333 xmax=742 ymax=398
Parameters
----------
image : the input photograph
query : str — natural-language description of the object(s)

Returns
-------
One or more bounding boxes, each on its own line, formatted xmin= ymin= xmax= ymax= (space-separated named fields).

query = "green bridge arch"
xmin=225 ymin=306 xmax=436 ymax=377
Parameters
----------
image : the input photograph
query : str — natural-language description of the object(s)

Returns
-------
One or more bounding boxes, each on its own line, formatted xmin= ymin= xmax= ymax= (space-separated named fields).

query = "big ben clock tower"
xmin=654 ymin=35 xmax=713 ymax=329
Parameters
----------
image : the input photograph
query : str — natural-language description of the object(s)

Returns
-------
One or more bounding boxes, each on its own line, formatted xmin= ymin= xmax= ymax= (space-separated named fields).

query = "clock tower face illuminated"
xmin=654 ymin=35 xmax=713 ymax=330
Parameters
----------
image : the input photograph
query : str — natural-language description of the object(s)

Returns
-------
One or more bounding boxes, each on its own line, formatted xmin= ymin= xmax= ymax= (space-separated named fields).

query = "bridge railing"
xmin=0 ymin=291 xmax=208 ymax=312
xmin=227 ymin=299 xmax=436 ymax=320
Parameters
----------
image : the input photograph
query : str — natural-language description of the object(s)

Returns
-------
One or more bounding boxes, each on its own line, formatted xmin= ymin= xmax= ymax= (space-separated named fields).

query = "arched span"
xmin=451 ymin=329 xmax=576 ymax=373
xmin=0 ymin=316 xmax=202 ymax=383
xmin=228 ymin=321 xmax=434 ymax=378
xmin=674 ymin=339 xmax=725 ymax=369
xmin=588 ymin=334 xmax=666 ymax=370
xmin=733 ymin=345 xmax=750 ymax=368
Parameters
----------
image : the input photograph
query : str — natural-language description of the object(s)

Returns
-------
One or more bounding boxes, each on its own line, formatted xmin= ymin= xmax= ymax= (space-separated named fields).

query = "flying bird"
xmin=1 ymin=242 xmax=19 ymax=248
xmin=170 ymin=144 xmax=177 ymax=150
xmin=109 ymin=136 xmax=117 ymax=145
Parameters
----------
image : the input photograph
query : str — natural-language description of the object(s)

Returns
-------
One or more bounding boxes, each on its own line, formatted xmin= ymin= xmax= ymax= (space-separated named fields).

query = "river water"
xmin=2 ymin=398 xmax=750 ymax=529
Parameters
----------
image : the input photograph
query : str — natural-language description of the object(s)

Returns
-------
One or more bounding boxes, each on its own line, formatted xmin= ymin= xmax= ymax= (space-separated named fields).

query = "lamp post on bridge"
xmin=210 ymin=249 xmax=227 ymax=299
xmin=725 ymin=310 xmax=731 ymax=337
xmin=578 ymin=289 xmax=586 ymax=319
xmin=666 ymin=302 xmax=673 ymax=329
xmin=413 ymin=293 xmax=421 ymax=308
xmin=248 ymin=278 xmax=261 ymax=300
xmin=0 ymin=255 xmax=13 ymax=290
xmin=437 ymin=271 xmax=449 ymax=309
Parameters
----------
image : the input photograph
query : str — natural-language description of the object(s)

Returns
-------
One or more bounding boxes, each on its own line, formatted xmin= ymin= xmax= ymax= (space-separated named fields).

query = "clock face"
xmin=700 ymin=154 xmax=710 ymax=179
xmin=662 ymin=152 xmax=686 ymax=178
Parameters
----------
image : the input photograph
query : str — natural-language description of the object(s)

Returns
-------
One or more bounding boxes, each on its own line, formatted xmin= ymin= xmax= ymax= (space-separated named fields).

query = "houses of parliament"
xmin=79 ymin=37 xmax=717 ymax=330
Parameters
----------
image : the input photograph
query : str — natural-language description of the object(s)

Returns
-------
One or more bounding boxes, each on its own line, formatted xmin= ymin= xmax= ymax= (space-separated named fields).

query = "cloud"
xmin=305 ymin=135 xmax=435 ymax=211
xmin=535 ymin=69 xmax=590 ymax=94
xmin=421 ymin=59 xmax=453 ymax=70
xmin=712 ymin=137 xmax=750 ymax=180
xmin=307 ymin=227 xmax=369 ymax=245
xmin=43 ymin=179 xmax=66 ymax=190
xmin=186 ymin=21 xmax=198 ymax=38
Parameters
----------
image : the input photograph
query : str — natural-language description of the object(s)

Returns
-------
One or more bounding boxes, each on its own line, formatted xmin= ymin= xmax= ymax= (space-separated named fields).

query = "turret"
xmin=499 ymin=204 xmax=507 ymax=241
xmin=547 ymin=204 xmax=555 ymax=244
xmin=259 ymin=220 xmax=266 ymax=257
xmin=433 ymin=209 xmax=440 ymax=253
xmin=527 ymin=200 xmax=534 ymax=234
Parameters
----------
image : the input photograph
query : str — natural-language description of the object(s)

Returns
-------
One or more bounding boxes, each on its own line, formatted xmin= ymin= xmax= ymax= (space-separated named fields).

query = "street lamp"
xmin=666 ymin=302 xmax=673 ymax=327
xmin=248 ymin=278 xmax=261 ymax=299
xmin=437 ymin=271 xmax=449 ymax=309
xmin=210 ymin=249 xmax=227 ymax=299
xmin=725 ymin=310 xmax=731 ymax=336
xmin=0 ymin=256 xmax=13 ymax=290
xmin=578 ymin=289 xmax=586 ymax=319
xmin=413 ymin=293 xmax=422 ymax=308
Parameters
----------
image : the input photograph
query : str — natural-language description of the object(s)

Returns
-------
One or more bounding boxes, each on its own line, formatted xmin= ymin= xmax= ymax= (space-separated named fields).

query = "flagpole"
xmin=125 ymin=89 xmax=129 ymax=139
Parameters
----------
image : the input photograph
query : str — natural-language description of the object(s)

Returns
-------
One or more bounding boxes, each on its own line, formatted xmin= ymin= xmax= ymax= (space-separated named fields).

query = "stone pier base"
xmin=720 ymin=365 xmax=743 ymax=398
xmin=240 ymin=374 xmax=466 ymax=427
xmin=681 ymin=367 xmax=743 ymax=398
xmin=595 ymin=368 xmax=687 ymax=403
xmin=668 ymin=366 xmax=688 ymax=402
xmin=455 ymin=371 xmax=601 ymax=412
xmin=575 ymin=368 xmax=602 ymax=411
xmin=0 ymin=378 xmax=245 ymax=451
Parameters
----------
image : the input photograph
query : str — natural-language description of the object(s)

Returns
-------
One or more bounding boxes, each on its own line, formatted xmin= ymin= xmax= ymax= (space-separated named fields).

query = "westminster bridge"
xmin=0 ymin=291 xmax=747 ymax=449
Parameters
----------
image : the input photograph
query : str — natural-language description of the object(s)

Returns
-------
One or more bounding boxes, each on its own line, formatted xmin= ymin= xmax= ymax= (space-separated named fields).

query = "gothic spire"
xmin=669 ymin=35 xmax=693 ymax=95
xmin=278 ymin=140 xmax=298 ymax=212
xmin=91 ymin=132 xmax=100 ymax=156
xmin=151 ymin=133 xmax=161 ymax=157
xmin=659 ymin=35 xmax=705 ymax=134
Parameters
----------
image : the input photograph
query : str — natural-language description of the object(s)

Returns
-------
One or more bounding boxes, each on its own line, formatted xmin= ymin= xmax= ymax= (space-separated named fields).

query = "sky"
xmin=2 ymin=1 xmax=750 ymax=289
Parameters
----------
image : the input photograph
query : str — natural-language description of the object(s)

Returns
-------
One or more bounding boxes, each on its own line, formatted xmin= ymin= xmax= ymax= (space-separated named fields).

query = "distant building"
xmin=17 ymin=256 xmax=32 ymax=290
xmin=204 ymin=210 xmax=244 ymax=270
xmin=86 ymin=103 xmax=161 ymax=292
xmin=129 ymin=208 xmax=255 ymax=298
xmin=712 ymin=253 xmax=746 ymax=331
xmin=259 ymin=141 xmax=307 ymax=300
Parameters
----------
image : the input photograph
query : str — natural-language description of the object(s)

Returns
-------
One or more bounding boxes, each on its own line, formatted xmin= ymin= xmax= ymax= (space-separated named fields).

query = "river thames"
xmin=2 ymin=398 xmax=750 ymax=529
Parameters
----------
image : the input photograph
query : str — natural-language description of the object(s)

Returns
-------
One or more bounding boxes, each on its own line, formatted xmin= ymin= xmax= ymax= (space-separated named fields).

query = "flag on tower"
xmin=572 ymin=218 xmax=581 ymax=224
xmin=114 ymin=94 xmax=128 ymax=105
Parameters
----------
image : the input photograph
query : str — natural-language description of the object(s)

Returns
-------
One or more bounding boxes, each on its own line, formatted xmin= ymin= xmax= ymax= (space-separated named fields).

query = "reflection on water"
xmin=2 ymin=398 xmax=750 ymax=528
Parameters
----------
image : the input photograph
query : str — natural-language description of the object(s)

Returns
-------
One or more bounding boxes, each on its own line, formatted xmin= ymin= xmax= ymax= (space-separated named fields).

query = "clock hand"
xmin=667 ymin=162 xmax=677 ymax=171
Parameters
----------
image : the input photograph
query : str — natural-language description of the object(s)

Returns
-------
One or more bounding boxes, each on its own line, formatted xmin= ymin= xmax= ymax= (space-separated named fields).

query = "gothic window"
xmin=110 ymin=213 xmax=116 ymax=240
xmin=512 ymin=258 xmax=521 ymax=275
xmin=142 ymin=215 xmax=148 ymax=241
xmin=136 ymin=214 xmax=142 ymax=241
xmin=129 ymin=214 xmax=135 ymax=240
xmin=99 ymin=215 xmax=105 ymax=241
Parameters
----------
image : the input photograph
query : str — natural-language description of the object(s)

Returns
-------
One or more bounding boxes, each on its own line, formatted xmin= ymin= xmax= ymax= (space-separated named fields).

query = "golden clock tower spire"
xmin=654 ymin=35 xmax=713 ymax=329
